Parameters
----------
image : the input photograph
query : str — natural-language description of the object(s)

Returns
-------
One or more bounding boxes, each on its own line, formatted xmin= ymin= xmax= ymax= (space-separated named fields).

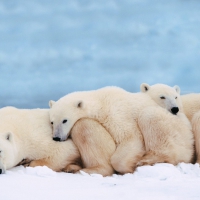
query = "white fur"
xmin=0 ymin=107 xmax=80 ymax=174
xmin=181 ymin=93 xmax=200 ymax=163
xmin=141 ymin=83 xmax=182 ymax=113
xmin=137 ymin=83 xmax=194 ymax=166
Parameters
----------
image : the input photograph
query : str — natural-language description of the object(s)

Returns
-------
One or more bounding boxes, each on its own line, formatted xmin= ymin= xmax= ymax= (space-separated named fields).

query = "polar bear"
xmin=181 ymin=94 xmax=200 ymax=121
xmin=0 ymin=107 xmax=116 ymax=176
xmin=138 ymin=83 xmax=194 ymax=166
xmin=49 ymin=85 xmax=194 ymax=174
xmin=0 ymin=107 xmax=81 ymax=174
xmin=181 ymin=93 xmax=200 ymax=163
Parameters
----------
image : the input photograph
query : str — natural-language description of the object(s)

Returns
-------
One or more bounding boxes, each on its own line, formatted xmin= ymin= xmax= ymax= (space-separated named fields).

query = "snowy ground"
xmin=1 ymin=163 xmax=200 ymax=200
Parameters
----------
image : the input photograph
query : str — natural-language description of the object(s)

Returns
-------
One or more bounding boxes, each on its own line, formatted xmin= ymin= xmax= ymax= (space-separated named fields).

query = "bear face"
xmin=140 ymin=83 xmax=182 ymax=115
xmin=49 ymin=98 xmax=86 ymax=142
xmin=0 ymin=132 xmax=18 ymax=174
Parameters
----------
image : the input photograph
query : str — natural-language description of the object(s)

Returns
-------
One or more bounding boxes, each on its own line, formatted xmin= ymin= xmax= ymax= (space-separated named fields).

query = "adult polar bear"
xmin=181 ymin=94 xmax=200 ymax=163
xmin=0 ymin=107 xmax=116 ymax=176
xmin=0 ymin=107 xmax=82 ymax=174
xmin=49 ymin=84 xmax=194 ymax=174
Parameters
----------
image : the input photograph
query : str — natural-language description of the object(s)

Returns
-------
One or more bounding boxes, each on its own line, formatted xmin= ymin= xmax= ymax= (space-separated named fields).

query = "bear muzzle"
xmin=0 ymin=161 xmax=6 ymax=174
xmin=0 ymin=168 xmax=5 ymax=174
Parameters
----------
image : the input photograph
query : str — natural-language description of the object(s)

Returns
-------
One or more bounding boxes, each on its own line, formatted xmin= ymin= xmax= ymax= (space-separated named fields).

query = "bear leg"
xmin=111 ymin=136 xmax=145 ymax=174
xmin=71 ymin=118 xmax=116 ymax=176
xmin=192 ymin=111 xmax=200 ymax=164
xmin=136 ymin=151 xmax=172 ymax=166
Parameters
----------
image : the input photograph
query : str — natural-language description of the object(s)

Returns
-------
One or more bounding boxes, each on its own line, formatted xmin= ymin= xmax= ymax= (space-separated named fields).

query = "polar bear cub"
xmin=138 ymin=83 xmax=194 ymax=166
xmin=49 ymin=86 xmax=147 ymax=174
xmin=0 ymin=107 xmax=81 ymax=174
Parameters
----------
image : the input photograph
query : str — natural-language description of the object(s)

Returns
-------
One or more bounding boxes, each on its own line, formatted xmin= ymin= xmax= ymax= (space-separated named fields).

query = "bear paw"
xmin=62 ymin=164 xmax=82 ymax=173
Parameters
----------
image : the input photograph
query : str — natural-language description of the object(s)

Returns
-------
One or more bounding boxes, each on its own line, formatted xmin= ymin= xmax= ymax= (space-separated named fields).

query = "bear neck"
xmin=11 ymin=133 xmax=25 ymax=167
xmin=84 ymin=96 xmax=108 ymax=123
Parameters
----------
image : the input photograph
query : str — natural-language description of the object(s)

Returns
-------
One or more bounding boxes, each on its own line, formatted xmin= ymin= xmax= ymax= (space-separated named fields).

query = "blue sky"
xmin=0 ymin=0 xmax=200 ymax=108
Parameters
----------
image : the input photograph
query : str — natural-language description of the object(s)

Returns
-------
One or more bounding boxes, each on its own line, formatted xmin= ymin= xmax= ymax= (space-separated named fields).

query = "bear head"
xmin=140 ymin=83 xmax=182 ymax=115
xmin=49 ymin=93 xmax=86 ymax=142
xmin=0 ymin=132 xmax=18 ymax=174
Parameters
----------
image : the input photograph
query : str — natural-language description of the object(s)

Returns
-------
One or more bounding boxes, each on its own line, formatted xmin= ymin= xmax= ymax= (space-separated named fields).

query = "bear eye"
xmin=175 ymin=96 xmax=177 ymax=99
xmin=6 ymin=135 xmax=10 ymax=140
xmin=160 ymin=96 xmax=165 ymax=99
xmin=63 ymin=119 xmax=67 ymax=124
xmin=51 ymin=122 xmax=53 ymax=125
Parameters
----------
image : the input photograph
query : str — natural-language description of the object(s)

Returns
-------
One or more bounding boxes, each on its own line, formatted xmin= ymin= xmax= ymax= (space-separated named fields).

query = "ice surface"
xmin=1 ymin=163 xmax=200 ymax=200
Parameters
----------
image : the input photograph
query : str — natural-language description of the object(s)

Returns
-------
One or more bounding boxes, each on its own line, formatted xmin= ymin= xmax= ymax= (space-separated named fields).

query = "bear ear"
xmin=5 ymin=132 xmax=12 ymax=141
xmin=140 ymin=83 xmax=150 ymax=93
xmin=174 ymin=85 xmax=180 ymax=94
xmin=49 ymin=100 xmax=56 ymax=108
xmin=77 ymin=101 xmax=83 ymax=108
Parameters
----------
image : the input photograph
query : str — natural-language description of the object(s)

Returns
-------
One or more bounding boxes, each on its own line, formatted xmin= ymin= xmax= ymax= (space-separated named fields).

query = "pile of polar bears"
xmin=0 ymin=83 xmax=199 ymax=176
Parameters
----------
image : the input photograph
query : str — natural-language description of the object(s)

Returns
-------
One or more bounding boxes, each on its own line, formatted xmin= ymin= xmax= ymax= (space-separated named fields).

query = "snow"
xmin=1 ymin=0 xmax=200 ymax=199
xmin=1 ymin=163 xmax=200 ymax=200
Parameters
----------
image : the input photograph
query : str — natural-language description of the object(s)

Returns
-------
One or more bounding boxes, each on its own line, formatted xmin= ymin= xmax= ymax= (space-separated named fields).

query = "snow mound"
xmin=6 ymin=163 xmax=200 ymax=180
xmin=2 ymin=163 xmax=200 ymax=200
xmin=7 ymin=165 xmax=57 ymax=177
xmin=134 ymin=163 xmax=181 ymax=180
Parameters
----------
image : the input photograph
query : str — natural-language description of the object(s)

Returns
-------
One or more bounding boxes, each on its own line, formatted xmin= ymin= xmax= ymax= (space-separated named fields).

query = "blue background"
xmin=0 ymin=0 xmax=200 ymax=108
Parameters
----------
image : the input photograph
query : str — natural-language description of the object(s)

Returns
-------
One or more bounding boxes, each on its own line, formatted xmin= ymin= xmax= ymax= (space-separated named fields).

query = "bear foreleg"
xmin=71 ymin=118 xmax=116 ymax=176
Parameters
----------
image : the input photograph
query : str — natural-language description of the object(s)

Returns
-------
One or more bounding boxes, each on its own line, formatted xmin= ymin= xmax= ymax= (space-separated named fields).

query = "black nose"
xmin=0 ymin=169 xmax=2 ymax=174
xmin=171 ymin=107 xmax=179 ymax=115
xmin=53 ymin=137 xmax=61 ymax=142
